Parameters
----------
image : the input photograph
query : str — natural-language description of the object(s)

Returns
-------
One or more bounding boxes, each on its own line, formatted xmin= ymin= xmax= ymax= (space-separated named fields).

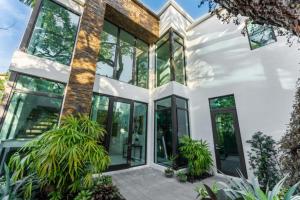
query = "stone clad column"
xmin=62 ymin=0 xmax=106 ymax=116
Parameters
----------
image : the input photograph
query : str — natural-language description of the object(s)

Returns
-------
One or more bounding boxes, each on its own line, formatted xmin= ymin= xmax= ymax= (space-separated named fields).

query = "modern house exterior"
xmin=0 ymin=0 xmax=299 ymax=179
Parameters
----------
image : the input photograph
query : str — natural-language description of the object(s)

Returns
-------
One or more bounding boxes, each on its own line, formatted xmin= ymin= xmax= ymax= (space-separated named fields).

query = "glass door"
xmin=107 ymin=99 xmax=133 ymax=169
xmin=211 ymin=110 xmax=247 ymax=177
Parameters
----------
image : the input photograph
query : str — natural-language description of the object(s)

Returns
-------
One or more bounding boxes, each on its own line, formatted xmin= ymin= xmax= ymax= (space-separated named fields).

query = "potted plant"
xmin=164 ymin=167 xmax=174 ymax=178
xmin=176 ymin=171 xmax=187 ymax=183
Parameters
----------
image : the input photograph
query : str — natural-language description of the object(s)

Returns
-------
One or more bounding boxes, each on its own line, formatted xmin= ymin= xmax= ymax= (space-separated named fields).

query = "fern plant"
xmin=9 ymin=114 xmax=110 ymax=198
xmin=179 ymin=136 xmax=213 ymax=177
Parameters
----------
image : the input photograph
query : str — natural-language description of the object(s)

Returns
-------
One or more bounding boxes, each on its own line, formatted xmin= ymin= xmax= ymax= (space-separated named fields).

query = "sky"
xmin=0 ymin=0 xmax=209 ymax=73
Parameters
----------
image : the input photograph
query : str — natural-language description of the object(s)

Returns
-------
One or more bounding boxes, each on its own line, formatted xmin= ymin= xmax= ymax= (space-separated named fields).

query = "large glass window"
xmin=0 ymin=74 xmax=65 ymax=140
xmin=155 ymin=96 xmax=189 ymax=168
xmin=27 ymin=0 xmax=80 ymax=65
xmin=156 ymin=29 xmax=186 ymax=87
xmin=246 ymin=21 xmax=276 ymax=50
xmin=97 ymin=20 xmax=149 ymax=89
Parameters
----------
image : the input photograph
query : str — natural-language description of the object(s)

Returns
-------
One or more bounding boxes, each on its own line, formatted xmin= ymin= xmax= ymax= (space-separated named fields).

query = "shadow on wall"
xmin=186 ymin=19 xmax=300 ymax=91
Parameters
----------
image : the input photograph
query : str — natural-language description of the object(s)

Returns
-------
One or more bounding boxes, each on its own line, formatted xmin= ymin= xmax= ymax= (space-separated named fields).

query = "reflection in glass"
xmin=109 ymin=102 xmax=131 ymax=166
xmin=97 ymin=21 xmax=118 ymax=77
xmin=136 ymin=40 xmax=149 ymax=88
xmin=214 ymin=113 xmax=241 ymax=176
xmin=155 ymin=108 xmax=172 ymax=166
xmin=27 ymin=0 xmax=79 ymax=65
xmin=16 ymin=75 xmax=65 ymax=95
xmin=209 ymin=95 xmax=236 ymax=110
xmin=116 ymin=31 xmax=135 ymax=83
xmin=156 ymin=41 xmax=171 ymax=86
xmin=247 ymin=21 xmax=276 ymax=50
xmin=173 ymin=41 xmax=185 ymax=84
xmin=91 ymin=95 xmax=109 ymax=129
xmin=0 ymin=92 xmax=62 ymax=140
xmin=131 ymin=103 xmax=147 ymax=166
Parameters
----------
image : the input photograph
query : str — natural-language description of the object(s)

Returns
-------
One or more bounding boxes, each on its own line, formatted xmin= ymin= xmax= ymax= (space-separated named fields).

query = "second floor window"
xmin=27 ymin=0 xmax=80 ymax=65
xmin=246 ymin=21 xmax=277 ymax=50
xmin=156 ymin=28 xmax=186 ymax=87
xmin=97 ymin=20 xmax=149 ymax=89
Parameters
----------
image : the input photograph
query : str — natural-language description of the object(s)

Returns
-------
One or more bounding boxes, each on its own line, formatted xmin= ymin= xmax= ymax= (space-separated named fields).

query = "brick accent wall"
xmin=62 ymin=0 xmax=106 ymax=115
xmin=62 ymin=0 xmax=159 ymax=116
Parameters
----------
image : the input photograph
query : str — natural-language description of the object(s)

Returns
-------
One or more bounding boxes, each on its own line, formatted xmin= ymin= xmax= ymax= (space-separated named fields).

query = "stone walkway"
xmin=111 ymin=167 xmax=225 ymax=200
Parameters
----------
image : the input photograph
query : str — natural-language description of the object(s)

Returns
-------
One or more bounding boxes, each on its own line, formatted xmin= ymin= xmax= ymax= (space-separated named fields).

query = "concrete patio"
xmin=111 ymin=167 xmax=225 ymax=200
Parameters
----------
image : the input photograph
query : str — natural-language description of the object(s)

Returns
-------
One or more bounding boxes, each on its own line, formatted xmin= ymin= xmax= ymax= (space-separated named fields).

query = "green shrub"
xmin=179 ymin=136 xmax=213 ymax=177
xmin=195 ymin=182 xmax=219 ymax=199
xmin=92 ymin=183 xmax=124 ymax=200
xmin=176 ymin=171 xmax=187 ymax=183
xmin=74 ymin=190 xmax=93 ymax=200
xmin=246 ymin=131 xmax=281 ymax=190
xmin=9 ymin=114 xmax=110 ymax=198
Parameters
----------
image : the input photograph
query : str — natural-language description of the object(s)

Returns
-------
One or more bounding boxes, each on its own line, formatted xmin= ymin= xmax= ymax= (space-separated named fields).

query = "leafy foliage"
xmin=74 ymin=190 xmax=93 ymax=200
xmin=195 ymin=182 xmax=219 ymax=200
xmin=280 ymin=79 xmax=300 ymax=186
xmin=0 ymin=164 xmax=38 ymax=200
xmin=221 ymin=173 xmax=300 ymax=200
xmin=246 ymin=132 xmax=282 ymax=190
xmin=179 ymin=136 xmax=213 ymax=177
xmin=9 ymin=114 xmax=110 ymax=198
xmin=176 ymin=171 xmax=187 ymax=183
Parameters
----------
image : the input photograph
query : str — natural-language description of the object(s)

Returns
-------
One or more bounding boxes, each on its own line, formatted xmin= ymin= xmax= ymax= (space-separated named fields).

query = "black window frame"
xmin=97 ymin=19 xmax=150 ymax=89
xmin=90 ymin=93 xmax=148 ymax=170
xmin=154 ymin=95 xmax=190 ymax=168
xmin=20 ymin=0 xmax=81 ymax=66
xmin=246 ymin=20 xmax=277 ymax=50
xmin=155 ymin=28 xmax=187 ymax=87
xmin=208 ymin=94 xmax=248 ymax=178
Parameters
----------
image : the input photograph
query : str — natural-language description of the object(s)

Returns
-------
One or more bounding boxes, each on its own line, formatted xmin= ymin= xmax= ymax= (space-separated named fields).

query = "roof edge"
xmin=157 ymin=0 xmax=194 ymax=24
xmin=132 ymin=0 xmax=160 ymax=20
xmin=187 ymin=12 xmax=215 ymax=31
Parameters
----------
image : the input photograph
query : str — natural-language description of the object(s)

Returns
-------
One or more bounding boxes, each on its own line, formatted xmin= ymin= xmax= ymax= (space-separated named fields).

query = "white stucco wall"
xmin=186 ymin=15 xmax=300 ymax=177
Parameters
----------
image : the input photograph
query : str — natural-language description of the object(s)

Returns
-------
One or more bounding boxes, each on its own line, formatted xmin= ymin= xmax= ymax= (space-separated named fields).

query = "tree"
xmin=199 ymin=0 xmax=300 ymax=36
xmin=280 ymin=79 xmax=300 ymax=186
xmin=246 ymin=132 xmax=281 ymax=190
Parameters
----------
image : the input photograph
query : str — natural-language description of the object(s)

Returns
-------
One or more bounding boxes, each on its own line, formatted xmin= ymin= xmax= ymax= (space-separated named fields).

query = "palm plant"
xmin=9 ymin=114 xmax=110 ymax=198
xmin=179 ymin=136 xmax=213 ymax=177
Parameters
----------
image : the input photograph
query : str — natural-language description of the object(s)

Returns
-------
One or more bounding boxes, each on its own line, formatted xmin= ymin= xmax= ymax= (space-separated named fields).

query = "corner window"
xmin=0 ymin=74 xmax=65 ymax=140
xmin=97 ymin=20 xmax=149 ymax=89
xmin=154 ymin=95 xmax=189 ymax=168
xmin=27 ymin=0 xmax=80 ymax=65
xmin=156 ymin=29 xmax=186 ymax=87
xmin=246 ymin=21 xmax=276 ymax=50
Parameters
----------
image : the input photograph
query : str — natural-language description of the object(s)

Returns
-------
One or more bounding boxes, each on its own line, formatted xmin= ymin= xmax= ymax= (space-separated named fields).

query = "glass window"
xmin=27 ymin=0 xmax=80 ymax=65
xmin=16 ymin=75 xmax=65 ymax=95
xmin=155 ymin=29 xmax=186 ymax=87
xmin=209 ymin=95 xmax=236 ymax=110
xmin=91 ymin=95 xmax=110 ymax=129
xmin=1 ymin=93 xmax=62 ymax=139
xmin=136 ymin=40 xmax=149 ymax=88
xmin=97 ymin=20 xmax=149 ymax=88
xmin=247 ymin=21 xmax=276 ymax=50
xmin=155 ymin=97 xmax=171 ymax=110
xmin=116 ymin=31 xmax=135 ymax=84
xmin=155 ymin=96 xmax=189 ymax=168
xmin=132 ymin=102 xmax=147 ymax=166
xmin=97 ymin=21 xmax=118 ymax=78
xmin=176 ymin=97 xmax=187 ymax=109
xmin=156 ymin=41 xmax=171 ymax=87
xmin=0 ymin=75 xmax=65 ymax=140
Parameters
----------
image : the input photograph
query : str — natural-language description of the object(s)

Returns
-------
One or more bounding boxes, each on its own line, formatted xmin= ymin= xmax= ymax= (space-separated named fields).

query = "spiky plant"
xmin=9 ymin=114 xmax=110 ymax=198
